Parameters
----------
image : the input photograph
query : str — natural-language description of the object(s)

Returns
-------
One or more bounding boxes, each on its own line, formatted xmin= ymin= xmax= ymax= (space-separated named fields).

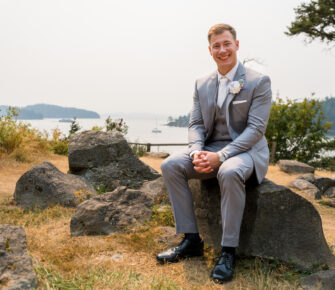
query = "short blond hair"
xmin=208 ymin=24 xmax=237 ymax=43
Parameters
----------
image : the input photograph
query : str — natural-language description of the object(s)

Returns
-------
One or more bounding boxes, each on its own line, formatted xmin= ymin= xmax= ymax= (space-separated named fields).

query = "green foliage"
xmin=309 ymin=156 xmax=335 ymax=170
xmin=50 ymin=129 xmax=68 ymax=156
xmin=130 ymin=143 xmax=147 ymax=157
xmin=105 ymin=117 xmax=128 ymax=134
xmin=68 ymin=117 xmax=80 ymax=136
xmin=96 ymin=184 xmax=107 ymax=194
xmin=0 ymin=107 xmax=24 ymax=154
xmin=266 ymin=97 xmax=332 ymax=163
xmin=286 ymin=0 xmax=335 ymax=44
xmin=151 ymin=205 xmax=175 ymax=227
xmin=91 ymin=125 xmax=103 ymax=131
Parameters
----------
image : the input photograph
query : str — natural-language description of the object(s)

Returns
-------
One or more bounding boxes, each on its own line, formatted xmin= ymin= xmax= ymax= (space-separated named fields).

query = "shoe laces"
xmin=219 ymin=252 xmax=233 ymax=269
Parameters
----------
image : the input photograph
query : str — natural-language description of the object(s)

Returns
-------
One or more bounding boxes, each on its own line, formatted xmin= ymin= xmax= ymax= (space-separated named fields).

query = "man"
xmin=156 ymin=23 xmax=272 ymax=283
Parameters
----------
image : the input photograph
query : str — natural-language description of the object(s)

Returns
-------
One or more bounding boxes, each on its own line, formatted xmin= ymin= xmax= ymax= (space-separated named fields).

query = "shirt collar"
xmin=217 ymin=61 xmax=239 ymax=82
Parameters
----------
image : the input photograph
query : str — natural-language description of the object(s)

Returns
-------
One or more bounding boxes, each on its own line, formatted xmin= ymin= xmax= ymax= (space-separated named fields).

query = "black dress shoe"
xmin=211 ymin=251 xmax=235 ymax=283
xmin=156 ymin=238 xmax=204 ymax=264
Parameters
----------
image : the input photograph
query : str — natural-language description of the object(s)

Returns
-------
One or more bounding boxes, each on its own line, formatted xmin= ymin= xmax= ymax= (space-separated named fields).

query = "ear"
xmin=235 ymin=40 xmax=239 ymax=50
xmin=208 ymin=45 xmax=212 ymax=56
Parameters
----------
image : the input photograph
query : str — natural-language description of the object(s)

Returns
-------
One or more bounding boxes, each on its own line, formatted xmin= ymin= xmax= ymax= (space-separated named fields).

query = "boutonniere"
xmin=229 ymin=79 xmax=245 ymax=94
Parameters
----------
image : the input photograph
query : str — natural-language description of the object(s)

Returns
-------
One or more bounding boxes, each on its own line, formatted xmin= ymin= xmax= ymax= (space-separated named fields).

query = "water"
xmin=22 ymin=118 xmax=188 ymax=154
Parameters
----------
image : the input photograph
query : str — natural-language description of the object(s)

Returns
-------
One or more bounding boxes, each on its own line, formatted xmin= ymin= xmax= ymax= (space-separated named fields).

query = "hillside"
xmin=0 ymin=104 xmax=100 ymax=119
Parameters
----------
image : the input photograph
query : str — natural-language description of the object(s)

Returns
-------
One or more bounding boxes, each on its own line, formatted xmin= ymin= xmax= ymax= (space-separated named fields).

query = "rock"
xmin=324 ymin=187 xmax=335 ymax=198
xmin=278 ymin=160 xmax=315 ymax=174
xmin=70 ymin=178 xmax=162 ymax=236
xmin=0 ymin=225 xmax=37 ymax=289
xmin=297 ymin=173 xmax=315 ymax=183
xmin=156 ymin=226 xmax=182 ymax=247
xmin=289 ymin=178 xmax=321 ymax=199
xmin=140 ymin=177 xmax=168 ymax=203
xmin=145 ymin=152 xmax=170 ymax=158
xmin=68 ymin=130 xmax=160 ymax=191
xmin=190 ymin=178 xmax=335 ymax=270
xmin=300 ymin=270 xmax=335 ymax=290
xmin=312 ymin=178 xmax=335 ymax=195
xmin=14 ymin=162 xmax=96 ymax=209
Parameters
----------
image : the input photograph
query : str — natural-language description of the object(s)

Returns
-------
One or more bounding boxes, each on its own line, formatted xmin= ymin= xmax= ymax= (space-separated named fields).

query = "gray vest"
xmin=206 ymin=100 xmax=232 ymax=149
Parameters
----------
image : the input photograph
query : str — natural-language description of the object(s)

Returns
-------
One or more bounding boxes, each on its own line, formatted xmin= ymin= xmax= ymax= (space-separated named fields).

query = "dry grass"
xmin=1 ymin=155 xmax=334 ymax=289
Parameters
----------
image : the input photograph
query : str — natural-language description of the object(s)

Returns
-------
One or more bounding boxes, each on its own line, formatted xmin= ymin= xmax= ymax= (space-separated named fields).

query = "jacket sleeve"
xmin=187 ymin=80 xmax=206 ymax=153
xmin=219 ymin=75 xmax=272 ymax=158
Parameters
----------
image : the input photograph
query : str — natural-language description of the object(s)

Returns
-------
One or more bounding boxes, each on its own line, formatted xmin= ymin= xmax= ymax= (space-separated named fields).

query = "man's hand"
xmin=192 ymin=151 xmax=221 ymax=173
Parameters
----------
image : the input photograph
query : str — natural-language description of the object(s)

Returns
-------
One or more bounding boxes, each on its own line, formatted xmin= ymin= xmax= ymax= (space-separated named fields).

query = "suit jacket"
xmin=187 ymin=62 xmax=272 ymax=184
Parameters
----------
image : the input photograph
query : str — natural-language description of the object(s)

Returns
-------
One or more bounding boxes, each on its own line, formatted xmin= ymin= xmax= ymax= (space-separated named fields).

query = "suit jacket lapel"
xmin=225 ymin=63 xmax=246 ymax=139
xmin=206 ymin=71 xmax=218 ymax=138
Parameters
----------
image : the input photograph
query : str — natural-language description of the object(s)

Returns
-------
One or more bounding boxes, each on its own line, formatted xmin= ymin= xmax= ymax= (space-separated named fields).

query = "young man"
xmin=156 ymin=23 xmax=272 ymax=283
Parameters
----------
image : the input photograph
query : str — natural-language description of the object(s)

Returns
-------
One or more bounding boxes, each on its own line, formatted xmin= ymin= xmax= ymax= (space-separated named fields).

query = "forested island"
xmin=0 ymin=104 xmax=100 ymax=120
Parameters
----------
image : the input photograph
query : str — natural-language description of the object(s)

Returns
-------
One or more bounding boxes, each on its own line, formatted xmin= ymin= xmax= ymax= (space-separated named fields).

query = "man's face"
xmin=208 ymin=31 xmax=239 ymax=74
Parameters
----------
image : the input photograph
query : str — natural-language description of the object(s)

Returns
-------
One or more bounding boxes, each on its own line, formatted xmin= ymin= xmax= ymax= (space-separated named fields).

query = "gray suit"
xmin=161 ymin=63 xmax=272 ymax=247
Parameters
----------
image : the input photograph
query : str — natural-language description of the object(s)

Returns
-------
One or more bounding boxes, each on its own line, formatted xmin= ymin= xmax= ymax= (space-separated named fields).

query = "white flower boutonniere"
xmin=229 ymin=79 xmax=244 ymax=94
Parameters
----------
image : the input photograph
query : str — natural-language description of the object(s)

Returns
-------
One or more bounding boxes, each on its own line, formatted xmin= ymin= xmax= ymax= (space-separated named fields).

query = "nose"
xmin=218 ymin=45 xmax=226 ymax=54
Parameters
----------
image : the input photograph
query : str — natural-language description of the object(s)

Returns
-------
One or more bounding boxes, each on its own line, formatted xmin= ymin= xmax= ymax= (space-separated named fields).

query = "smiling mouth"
xmin=218 ymin=55 xmax=230 ymax=61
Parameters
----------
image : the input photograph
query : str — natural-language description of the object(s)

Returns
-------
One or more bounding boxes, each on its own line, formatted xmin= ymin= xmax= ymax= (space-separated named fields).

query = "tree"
xmin=286 ymin=0 xmax=335 ymax=44
xmin=265 ymin=97 xmax=332 ymax=163
xmin=69 ymin=117 xmax=81 ymax=136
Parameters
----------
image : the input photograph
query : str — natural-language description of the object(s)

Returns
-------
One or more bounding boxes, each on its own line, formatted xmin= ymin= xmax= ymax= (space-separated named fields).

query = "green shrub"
xmin=266 ymin=97 xmax=332 ymax=163
xmin=130 ymin=143 xmax=147 ymax=157
xmin=50 ymin=129 xmax=68 ymax=156
xmin=0 ymin=107 xmax=23 ymax=154
xmin=105 ymin=117 xmax=128 ymax=134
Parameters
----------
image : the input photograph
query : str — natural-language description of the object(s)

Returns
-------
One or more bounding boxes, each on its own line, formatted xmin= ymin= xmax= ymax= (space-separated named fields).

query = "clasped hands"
xmin=192 ymin=151 xmax=222 ymax=173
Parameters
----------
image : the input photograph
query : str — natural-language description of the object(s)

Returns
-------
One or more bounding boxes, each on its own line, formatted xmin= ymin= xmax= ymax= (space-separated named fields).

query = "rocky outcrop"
xmin=312 ymin=177 xmax=335 ymax=195
xmin=145 ymin=152 xmax=170 ymax=158
xmin=300 ymin=270 xmax=335 ymax=290
xmin=190 ymin=178 xmax=335 ymax=270
xmin=289 ymin=178 xmax=321 ymax=199
xmin=14 ymin=162 xmax=96 ymax=209
xmin=289 ymin=175 xmax=335 ymax=200
xmin=0 ymin=225 xmax=37 ymax=289
xmin=297 ymin=173 xmax=315 ymax=183
xmin=70 ymin=178 xmax=167 ymax=236
xmin=68 ymin=130 xmax=160 ymax=191
xmin=278 ymin=160 xmax=315 ymax=174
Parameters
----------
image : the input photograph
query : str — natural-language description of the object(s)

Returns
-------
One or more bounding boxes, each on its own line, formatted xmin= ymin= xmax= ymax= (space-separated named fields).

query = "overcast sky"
xmin=0 ymin=0 xmax=334 ymax=116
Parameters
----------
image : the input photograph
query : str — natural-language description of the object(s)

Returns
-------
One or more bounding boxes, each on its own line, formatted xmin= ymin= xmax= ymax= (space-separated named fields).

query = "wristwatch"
xmin=217 ymin=151 xmax=226 ymax=162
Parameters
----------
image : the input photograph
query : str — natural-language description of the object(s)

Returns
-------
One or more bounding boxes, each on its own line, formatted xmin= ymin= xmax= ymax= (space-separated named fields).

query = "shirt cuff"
xmin=190 ymin=150 xmax=200 ymax=158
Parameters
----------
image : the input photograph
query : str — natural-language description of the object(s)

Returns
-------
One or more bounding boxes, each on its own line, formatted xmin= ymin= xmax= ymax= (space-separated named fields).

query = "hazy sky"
xmin=0 ymin=0 xmax=334 ymax=116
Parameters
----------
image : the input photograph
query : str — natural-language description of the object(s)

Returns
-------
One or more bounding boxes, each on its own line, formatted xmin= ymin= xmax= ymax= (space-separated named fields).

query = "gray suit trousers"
xmin=161 ymin=147 xmax=254 ymax=247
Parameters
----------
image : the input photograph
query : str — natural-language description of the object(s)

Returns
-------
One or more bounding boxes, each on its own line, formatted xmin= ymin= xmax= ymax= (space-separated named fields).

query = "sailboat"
xmin=152 ymin=119 xmax=162 ymax=133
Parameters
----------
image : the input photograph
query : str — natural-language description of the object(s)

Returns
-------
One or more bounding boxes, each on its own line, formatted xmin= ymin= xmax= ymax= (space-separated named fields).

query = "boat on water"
xmin=152 ymin=127 xmax=162 ymax=133
xmin=59 ymin=118 xmax=73 ymax=123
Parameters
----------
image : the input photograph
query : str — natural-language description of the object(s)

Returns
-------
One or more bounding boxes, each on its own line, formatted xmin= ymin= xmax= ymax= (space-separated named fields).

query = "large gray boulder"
xmin=68 ymin=130 xmax=160 ymax=191
xmin=300 ymin=270 xmax=335 ymax=290
xmin=14 ymin=162 xmax=96 ymax=209
xmin=190 ymin=178 xmax=335 ymax=270
xmin=70 ymin=178 xmax=166 ymax=236
xmin=278 ymin=160 xmax=315 ymax=174
xmin=0 ymin=225 xmax=37 ymax=289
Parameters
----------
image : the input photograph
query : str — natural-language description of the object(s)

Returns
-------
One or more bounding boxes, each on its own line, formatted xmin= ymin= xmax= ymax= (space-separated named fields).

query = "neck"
xmin=218 ymin=61 xmax=237 ymax=75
